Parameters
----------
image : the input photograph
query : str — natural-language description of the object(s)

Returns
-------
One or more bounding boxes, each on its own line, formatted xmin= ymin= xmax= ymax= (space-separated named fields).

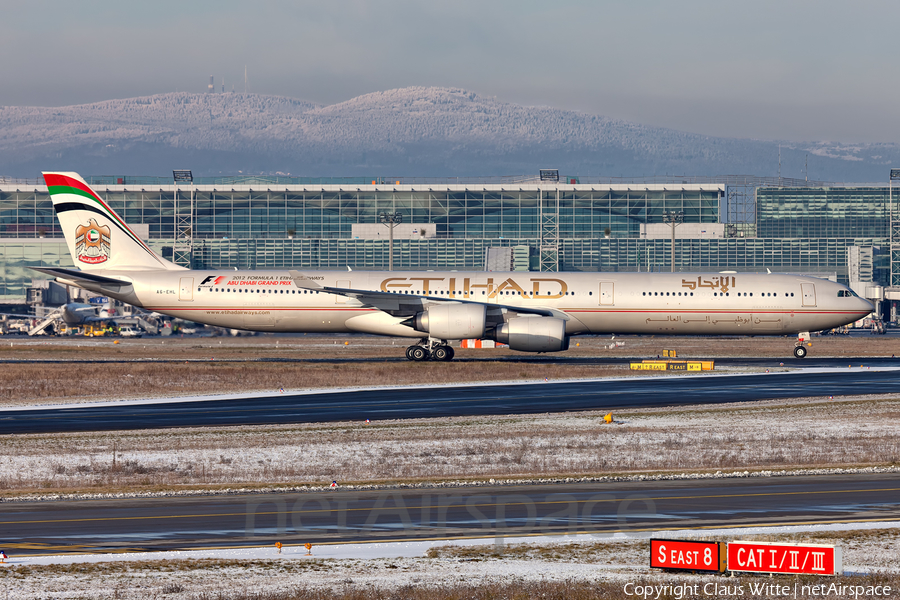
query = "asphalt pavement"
xmin=2 ymin=473 xmax=898 ymax=555
xmin=1 ymin=359 xmax=899 ymax=434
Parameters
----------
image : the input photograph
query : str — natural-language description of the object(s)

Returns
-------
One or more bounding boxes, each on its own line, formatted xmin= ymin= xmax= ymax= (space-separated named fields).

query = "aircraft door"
xmin=335 ymin=280 xmax=351 ymax=304
xmin=801 ymin=283 xmax=816 ymax=307
xmin=599 ymin=282 xmax=614 ymax=305
xmin=179 ymin=277 xmax=194 ymax=301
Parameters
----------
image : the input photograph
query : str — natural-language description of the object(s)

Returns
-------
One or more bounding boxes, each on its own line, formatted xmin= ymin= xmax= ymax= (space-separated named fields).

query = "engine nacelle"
xmin=411 ymin=303 xmax=486 ymax=340
xmin=494 ymin=317 xmax=569 ymax=352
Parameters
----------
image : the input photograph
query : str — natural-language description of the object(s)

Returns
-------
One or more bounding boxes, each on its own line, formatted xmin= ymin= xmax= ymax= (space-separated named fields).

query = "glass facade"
xmin=171 ymin=237 xmax=881 ymax=276
xmin=0 ymin=190 xmax=61 ymax=238
xmin=756 ymin=186 xmax=894 ymax=287
xmin=1 ymin=180 xmax=898 ymax=302
xmin=1 ymin=186 xmax=722 ymax=242
xmin=757 ymin=187 xmax=890 ymax=239
xmin=0 ymin=240 xmax=73 ymax=300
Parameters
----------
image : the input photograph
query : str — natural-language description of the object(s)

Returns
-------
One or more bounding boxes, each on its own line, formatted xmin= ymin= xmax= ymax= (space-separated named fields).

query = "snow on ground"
xmin=2 ymin=387 xmax=899 ymax=494
xmin=0 ymin=365 xmax=899 ymax=597
xmin=1 ymin=522 xmax=898 ymax=599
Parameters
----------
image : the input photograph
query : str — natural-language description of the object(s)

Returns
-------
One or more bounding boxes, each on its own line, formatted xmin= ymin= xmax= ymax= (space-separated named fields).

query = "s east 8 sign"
xmin=727 ymin=541 xmax=842 ymax=576
xmin=650 ymin=539 xmax=725 ymax=572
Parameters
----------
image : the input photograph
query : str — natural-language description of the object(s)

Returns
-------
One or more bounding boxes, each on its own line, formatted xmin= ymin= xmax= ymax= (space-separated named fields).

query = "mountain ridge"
xmin=0 ymin=86 xmax=896 ymax=181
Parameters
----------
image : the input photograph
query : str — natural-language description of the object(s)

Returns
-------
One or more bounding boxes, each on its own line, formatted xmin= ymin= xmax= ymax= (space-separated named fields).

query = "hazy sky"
xmin=3 ymin=0 xmax=898 ymax=143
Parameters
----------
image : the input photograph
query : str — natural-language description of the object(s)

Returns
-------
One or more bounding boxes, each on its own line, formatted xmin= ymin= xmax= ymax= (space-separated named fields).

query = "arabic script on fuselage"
xmin=681 ymin=276 xmax=736 ymax=293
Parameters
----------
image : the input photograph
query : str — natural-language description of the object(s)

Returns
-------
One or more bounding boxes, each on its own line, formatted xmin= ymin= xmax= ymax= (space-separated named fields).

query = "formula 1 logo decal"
xmin=74 ymin=219 xmax=111 ymax=264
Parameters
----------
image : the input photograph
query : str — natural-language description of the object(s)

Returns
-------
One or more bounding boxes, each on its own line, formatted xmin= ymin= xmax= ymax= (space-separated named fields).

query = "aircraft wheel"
xmin=793 ymin=345 xmax=808 ymax=359
xmin=445 ymin=346 xmax=455 ymax=361
xmin=405 ymin=346 xmax=416 ymax=361
xmin=410 ymin=346 xmax=429 ymax=361
xmin=432 ymin=346 xmax=451 ymax=361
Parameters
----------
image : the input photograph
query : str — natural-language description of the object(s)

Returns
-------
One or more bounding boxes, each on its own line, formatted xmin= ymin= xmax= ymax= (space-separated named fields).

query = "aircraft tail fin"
xmin=42 ymin=172 xmax=184 ymax=271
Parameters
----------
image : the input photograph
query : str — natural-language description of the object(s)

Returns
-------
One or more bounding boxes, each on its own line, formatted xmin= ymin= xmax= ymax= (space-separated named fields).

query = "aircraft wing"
xmin=30 ymin=267 xmax=132 ymax=290
xmin=288 ymin=270 xmax=565 ymax=320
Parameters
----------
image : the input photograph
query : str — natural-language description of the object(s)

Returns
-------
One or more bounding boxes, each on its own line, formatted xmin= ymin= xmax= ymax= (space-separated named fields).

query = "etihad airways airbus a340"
xmin=34 ymin=172 xmax=873 ymax=360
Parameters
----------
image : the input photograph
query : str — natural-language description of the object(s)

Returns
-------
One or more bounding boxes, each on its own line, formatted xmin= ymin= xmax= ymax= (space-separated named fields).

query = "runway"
xmin=3 ymin=473 xmax=898 ymax=556
xmin=1 ymin=362 xmax=899 ymax=434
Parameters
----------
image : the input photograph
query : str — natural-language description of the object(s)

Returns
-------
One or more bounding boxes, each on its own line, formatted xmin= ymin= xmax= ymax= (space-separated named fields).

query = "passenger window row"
xmin=199 ymin=288 xmax=320 ymax=294
xmin=196 ymin=287 xmax=596 ymax=298
xmin=195 ymin=286 xmax=804 ymax=300
xmin=641 ymin=291 xmax=795 ymax=298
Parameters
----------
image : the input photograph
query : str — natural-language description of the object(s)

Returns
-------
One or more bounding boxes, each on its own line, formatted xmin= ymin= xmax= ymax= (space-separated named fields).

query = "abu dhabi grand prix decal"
xmin=199 ymin=275 xmax=227 ymax=286
xmin=198 ymin=274 xmax=298 ymax=288
xmin=74 ymin=219 xmax=111 ymax=265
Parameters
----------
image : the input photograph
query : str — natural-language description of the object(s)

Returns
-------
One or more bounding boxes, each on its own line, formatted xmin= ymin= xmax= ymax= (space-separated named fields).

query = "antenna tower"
xmin=778 ymin=145 xmax=782 ymax=182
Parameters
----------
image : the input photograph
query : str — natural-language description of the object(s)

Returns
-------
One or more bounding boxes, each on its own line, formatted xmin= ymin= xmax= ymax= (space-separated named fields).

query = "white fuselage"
xmin=82 ymin=269 xmax=873 ymax=339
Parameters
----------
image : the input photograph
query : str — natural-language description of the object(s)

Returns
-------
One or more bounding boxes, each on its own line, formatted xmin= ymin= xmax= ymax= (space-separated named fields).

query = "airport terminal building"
xmin=1 ymin=172 xmax=898 ymax=322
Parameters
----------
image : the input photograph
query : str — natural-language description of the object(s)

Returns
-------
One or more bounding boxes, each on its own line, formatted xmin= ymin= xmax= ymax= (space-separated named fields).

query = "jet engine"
xmin=406 ymin=303 xmax=487 ymax=339
xmin=494 ymin=316 xmax=569 ymax=352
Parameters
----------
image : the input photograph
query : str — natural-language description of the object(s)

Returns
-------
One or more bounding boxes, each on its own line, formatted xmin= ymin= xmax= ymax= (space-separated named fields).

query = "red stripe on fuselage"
xmin=145 ymin=307 xmax=377 ymax=312
xmin=567 ymin=309 xmax=870 ymax=315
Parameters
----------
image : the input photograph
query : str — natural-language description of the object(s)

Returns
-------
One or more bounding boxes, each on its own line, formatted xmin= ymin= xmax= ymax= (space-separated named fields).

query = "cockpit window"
xmin=837 ymin=289 xmax=858 ymax=297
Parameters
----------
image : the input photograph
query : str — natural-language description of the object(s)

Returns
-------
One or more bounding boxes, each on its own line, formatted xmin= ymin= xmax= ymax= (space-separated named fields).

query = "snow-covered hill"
xmin=0 ymin=87 xmax=896 ymax=180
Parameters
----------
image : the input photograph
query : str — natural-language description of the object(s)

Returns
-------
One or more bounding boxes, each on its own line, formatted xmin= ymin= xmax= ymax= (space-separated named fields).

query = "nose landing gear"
xmin=793 ymin=331 xmax=810 ymax=359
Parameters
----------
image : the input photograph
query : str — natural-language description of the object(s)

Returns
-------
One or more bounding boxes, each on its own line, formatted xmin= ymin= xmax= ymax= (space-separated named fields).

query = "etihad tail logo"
xmin=74 ymin=219 xmax=111 ymax=265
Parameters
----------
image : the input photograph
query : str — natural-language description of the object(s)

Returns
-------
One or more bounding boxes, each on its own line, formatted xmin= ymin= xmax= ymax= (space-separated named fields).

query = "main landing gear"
xmin=406 ymin=339 xmax=455 ymax=361
xmin=793 ymin=331 xmax=810 ymax=359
